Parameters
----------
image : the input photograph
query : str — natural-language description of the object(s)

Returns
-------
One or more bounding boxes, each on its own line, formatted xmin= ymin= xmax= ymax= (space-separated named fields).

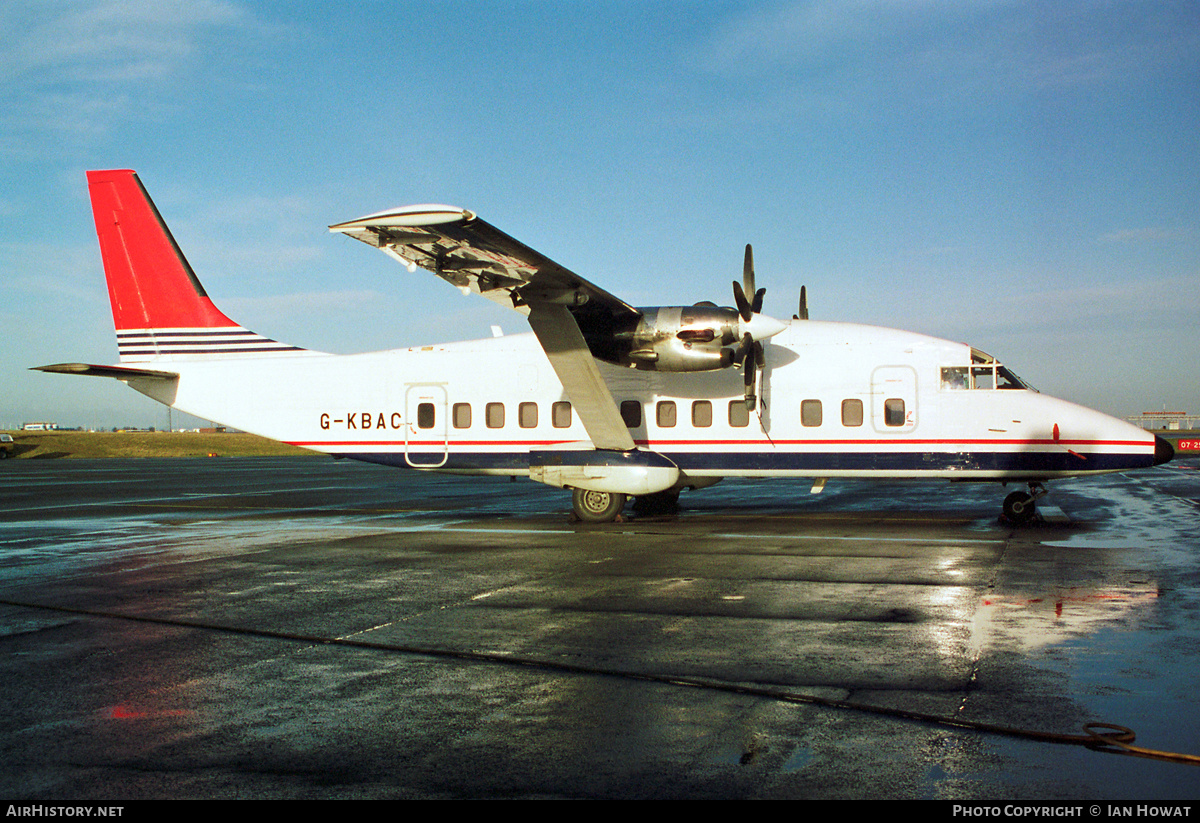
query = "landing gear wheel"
xmin=571 ymin=488 xmax=627 ymax=523
xmin=1003 ymin=491 xmax=1037 ymax=524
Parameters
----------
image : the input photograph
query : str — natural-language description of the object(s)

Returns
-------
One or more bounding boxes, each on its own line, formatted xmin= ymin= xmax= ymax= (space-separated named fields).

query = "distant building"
xmin=21 ymin=422 xmax=58 ymax=431
xmin=1128 ymin=411 xmax=1199 ymax=431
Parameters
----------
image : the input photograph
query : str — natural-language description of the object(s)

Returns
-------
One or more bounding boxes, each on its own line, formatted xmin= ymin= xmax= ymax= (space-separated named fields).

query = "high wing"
xmin=331 ymin=205 xmax=638 ymax=451
xmin=330 ymin=205 xmax=638 ymax=327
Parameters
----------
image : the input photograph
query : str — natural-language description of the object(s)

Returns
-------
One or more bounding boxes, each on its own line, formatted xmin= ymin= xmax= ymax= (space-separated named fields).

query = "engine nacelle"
xmin=617 ymin=306 xmax=740 ymax=372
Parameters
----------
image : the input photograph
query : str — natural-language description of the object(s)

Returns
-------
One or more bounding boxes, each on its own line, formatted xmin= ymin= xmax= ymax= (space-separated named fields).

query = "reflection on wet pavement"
xmin=0 ymin=456 xmax=1197 ymax=799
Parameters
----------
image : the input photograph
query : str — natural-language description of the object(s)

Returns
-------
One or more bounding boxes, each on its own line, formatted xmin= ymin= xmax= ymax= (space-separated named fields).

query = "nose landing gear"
xmin=1003 ymin=482 xmax=1048 ymax=524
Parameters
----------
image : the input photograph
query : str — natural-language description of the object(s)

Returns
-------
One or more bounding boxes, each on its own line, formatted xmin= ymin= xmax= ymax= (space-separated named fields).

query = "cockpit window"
xmin=942 ymin=361 xmax=1035 ymax=392
xmin=940 ymin=367 xmax=969 ymax=390
xmin=972 ymin=366 xmax=995 ymax=390
xmin=996 ymin=366 xmax=1031 ymax=390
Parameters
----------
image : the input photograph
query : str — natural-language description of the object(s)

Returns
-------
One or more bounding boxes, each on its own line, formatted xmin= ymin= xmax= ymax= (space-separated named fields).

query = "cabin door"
xmin=870 ymin=366 xmax=918 ymax=433
xmin=404 ymin=384 xmax=448 ymax=467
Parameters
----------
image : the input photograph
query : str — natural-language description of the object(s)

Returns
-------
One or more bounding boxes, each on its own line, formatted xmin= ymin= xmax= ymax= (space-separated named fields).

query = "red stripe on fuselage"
xmin=285 ymin=437 xmax=1154 ymax=449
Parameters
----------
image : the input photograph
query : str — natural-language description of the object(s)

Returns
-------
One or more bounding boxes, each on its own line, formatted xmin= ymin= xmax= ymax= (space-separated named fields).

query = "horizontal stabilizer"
xmin=32 ymin=362 xmax=179 ymax=381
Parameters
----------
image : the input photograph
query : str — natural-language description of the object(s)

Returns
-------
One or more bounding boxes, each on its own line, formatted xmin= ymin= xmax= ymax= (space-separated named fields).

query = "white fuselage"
xmin=123 ymin=319 xmax=1159 ymax=483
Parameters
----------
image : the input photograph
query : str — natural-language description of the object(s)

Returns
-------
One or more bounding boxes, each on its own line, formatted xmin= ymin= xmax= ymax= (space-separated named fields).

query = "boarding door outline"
xmin=404 ymin=384 xmax=448 ymax=468
xmin=870 ymin=366 xmax=918 ymax=433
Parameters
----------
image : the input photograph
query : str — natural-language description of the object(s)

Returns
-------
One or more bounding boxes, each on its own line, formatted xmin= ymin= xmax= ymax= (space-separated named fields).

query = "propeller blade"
xmin=743 ymin=244 xmax=755 ymax=299
xmin=795 ymin=286 xmax=809 ymax=321
xmin=732 ymin=332 xmax=752 ymax=365
xmin=744 ymin=354 xmax=757 ymax=411
xmin=732 ymin=280 xmax=752 ymax=322
xmin=734 ymin=245 xmax=766 ymax=321
xmin=737 ymin=338 xmax=765 ymax=411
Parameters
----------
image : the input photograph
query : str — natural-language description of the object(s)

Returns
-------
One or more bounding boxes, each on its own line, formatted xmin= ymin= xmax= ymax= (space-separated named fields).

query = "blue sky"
xmin=2 ymin=0 xmax=1197 ymax=429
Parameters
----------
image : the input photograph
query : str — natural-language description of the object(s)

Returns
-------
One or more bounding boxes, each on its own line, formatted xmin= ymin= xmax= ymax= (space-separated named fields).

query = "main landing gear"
xmin=571 ymin=488 xmax=627 ymax=523
xmin=1002 ymin=482 xmax=1048 ymax=524
xmin=571 ymin=488 xmax=685 ymax=522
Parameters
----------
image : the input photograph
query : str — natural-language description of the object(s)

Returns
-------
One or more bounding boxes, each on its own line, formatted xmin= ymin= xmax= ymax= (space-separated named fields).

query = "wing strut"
xmin=525 ymin=302 xmax=635 ymax=452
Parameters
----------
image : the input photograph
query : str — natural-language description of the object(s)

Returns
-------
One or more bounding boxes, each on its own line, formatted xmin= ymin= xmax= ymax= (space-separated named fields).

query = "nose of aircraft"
xmin=1155 ymin=435 xmax=1175 ymax=466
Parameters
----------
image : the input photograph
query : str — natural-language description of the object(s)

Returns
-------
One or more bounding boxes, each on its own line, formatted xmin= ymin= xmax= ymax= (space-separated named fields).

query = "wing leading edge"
xmin=331 ymin=205 xmax=638 ymax=452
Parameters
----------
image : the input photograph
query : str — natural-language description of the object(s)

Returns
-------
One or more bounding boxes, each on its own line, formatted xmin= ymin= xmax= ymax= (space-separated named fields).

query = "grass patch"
xmin=4 ymin=430 xmax=318 ymax=459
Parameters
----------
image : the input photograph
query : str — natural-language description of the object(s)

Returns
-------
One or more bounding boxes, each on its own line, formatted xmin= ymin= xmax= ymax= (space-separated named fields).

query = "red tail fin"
xmin=87 ymin=170 xmax=307 ymax=361
xmin=88 ymin=169 xmax=236 ymax=331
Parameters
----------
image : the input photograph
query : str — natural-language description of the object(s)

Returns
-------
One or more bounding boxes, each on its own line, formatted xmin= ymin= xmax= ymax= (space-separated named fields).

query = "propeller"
xmin=730 ymin=244 xmax=778 ymax=411
xmin=794 ymin=286 xmax=809 ymax=320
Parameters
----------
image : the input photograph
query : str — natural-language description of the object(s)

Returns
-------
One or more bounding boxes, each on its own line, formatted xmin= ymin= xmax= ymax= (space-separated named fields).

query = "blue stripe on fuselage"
xmin=340 ymin=449 xmax=1155 ymax=475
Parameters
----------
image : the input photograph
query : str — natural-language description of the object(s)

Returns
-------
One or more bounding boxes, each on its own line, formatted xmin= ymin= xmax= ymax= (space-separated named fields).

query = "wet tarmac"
xmin=0 ymin=456 xmax=1198 ymax=800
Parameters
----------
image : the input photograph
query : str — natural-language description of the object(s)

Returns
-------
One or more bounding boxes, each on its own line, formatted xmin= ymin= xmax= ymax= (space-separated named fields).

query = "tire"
xmin=571 ymin=488 xmax=627 ymax=523
xmin=1003 ymin=491 xmax=1036 ymax=523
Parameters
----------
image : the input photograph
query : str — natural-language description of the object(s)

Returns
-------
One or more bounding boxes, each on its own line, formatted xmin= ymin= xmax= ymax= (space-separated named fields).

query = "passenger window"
xmin=692 ymin=400 xmax=712 ymax=428
xmin=656 ymin=401 xmax=677 ymax=428
xmin=884 ymin=398 xmax=905 ymax=427
xmin=620 ymin=400 xmax=642 ymax=428
xmin=452 ymin=403 xmax=471 ymax=429
xmin=801 ymin=399 xmax=822 ymax=427
xmin=841 ymin=399 xmax=863 ymax=427
xmin=728 ymin=399 xmax=749 ymax=428
xmin=486 ymin=402 xmax=505 ymax=429
xmin=552 ymin=401 xmax=572 ymax=428
xmin=417 ymin=402 xmax=435 ymax=429
xmin=519 ymin=402 xmax=538 ymax=429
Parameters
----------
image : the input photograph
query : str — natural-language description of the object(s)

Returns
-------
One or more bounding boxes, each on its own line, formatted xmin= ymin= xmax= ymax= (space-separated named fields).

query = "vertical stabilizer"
xmin=86 ymin=169 xmax=308 ymax=361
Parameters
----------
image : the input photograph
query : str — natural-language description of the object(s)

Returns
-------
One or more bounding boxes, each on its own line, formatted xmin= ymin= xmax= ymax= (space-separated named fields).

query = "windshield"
xmin=940 ymin=350 xmax=1037 ymax=392
xmin=996 ymin=366 xmax=1033 ymax=391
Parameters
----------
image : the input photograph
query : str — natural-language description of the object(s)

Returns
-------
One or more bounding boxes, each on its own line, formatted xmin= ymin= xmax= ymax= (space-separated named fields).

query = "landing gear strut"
xmin=571 ymin=488 xmax=627 ymax=523
xmin=1002 ymin=482 xmax=1048 ymax=524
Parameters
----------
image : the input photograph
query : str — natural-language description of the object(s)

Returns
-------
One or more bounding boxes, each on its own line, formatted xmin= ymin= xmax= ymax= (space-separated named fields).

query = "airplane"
xmin=37 ymin=169 xmax=1174 ymax=523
